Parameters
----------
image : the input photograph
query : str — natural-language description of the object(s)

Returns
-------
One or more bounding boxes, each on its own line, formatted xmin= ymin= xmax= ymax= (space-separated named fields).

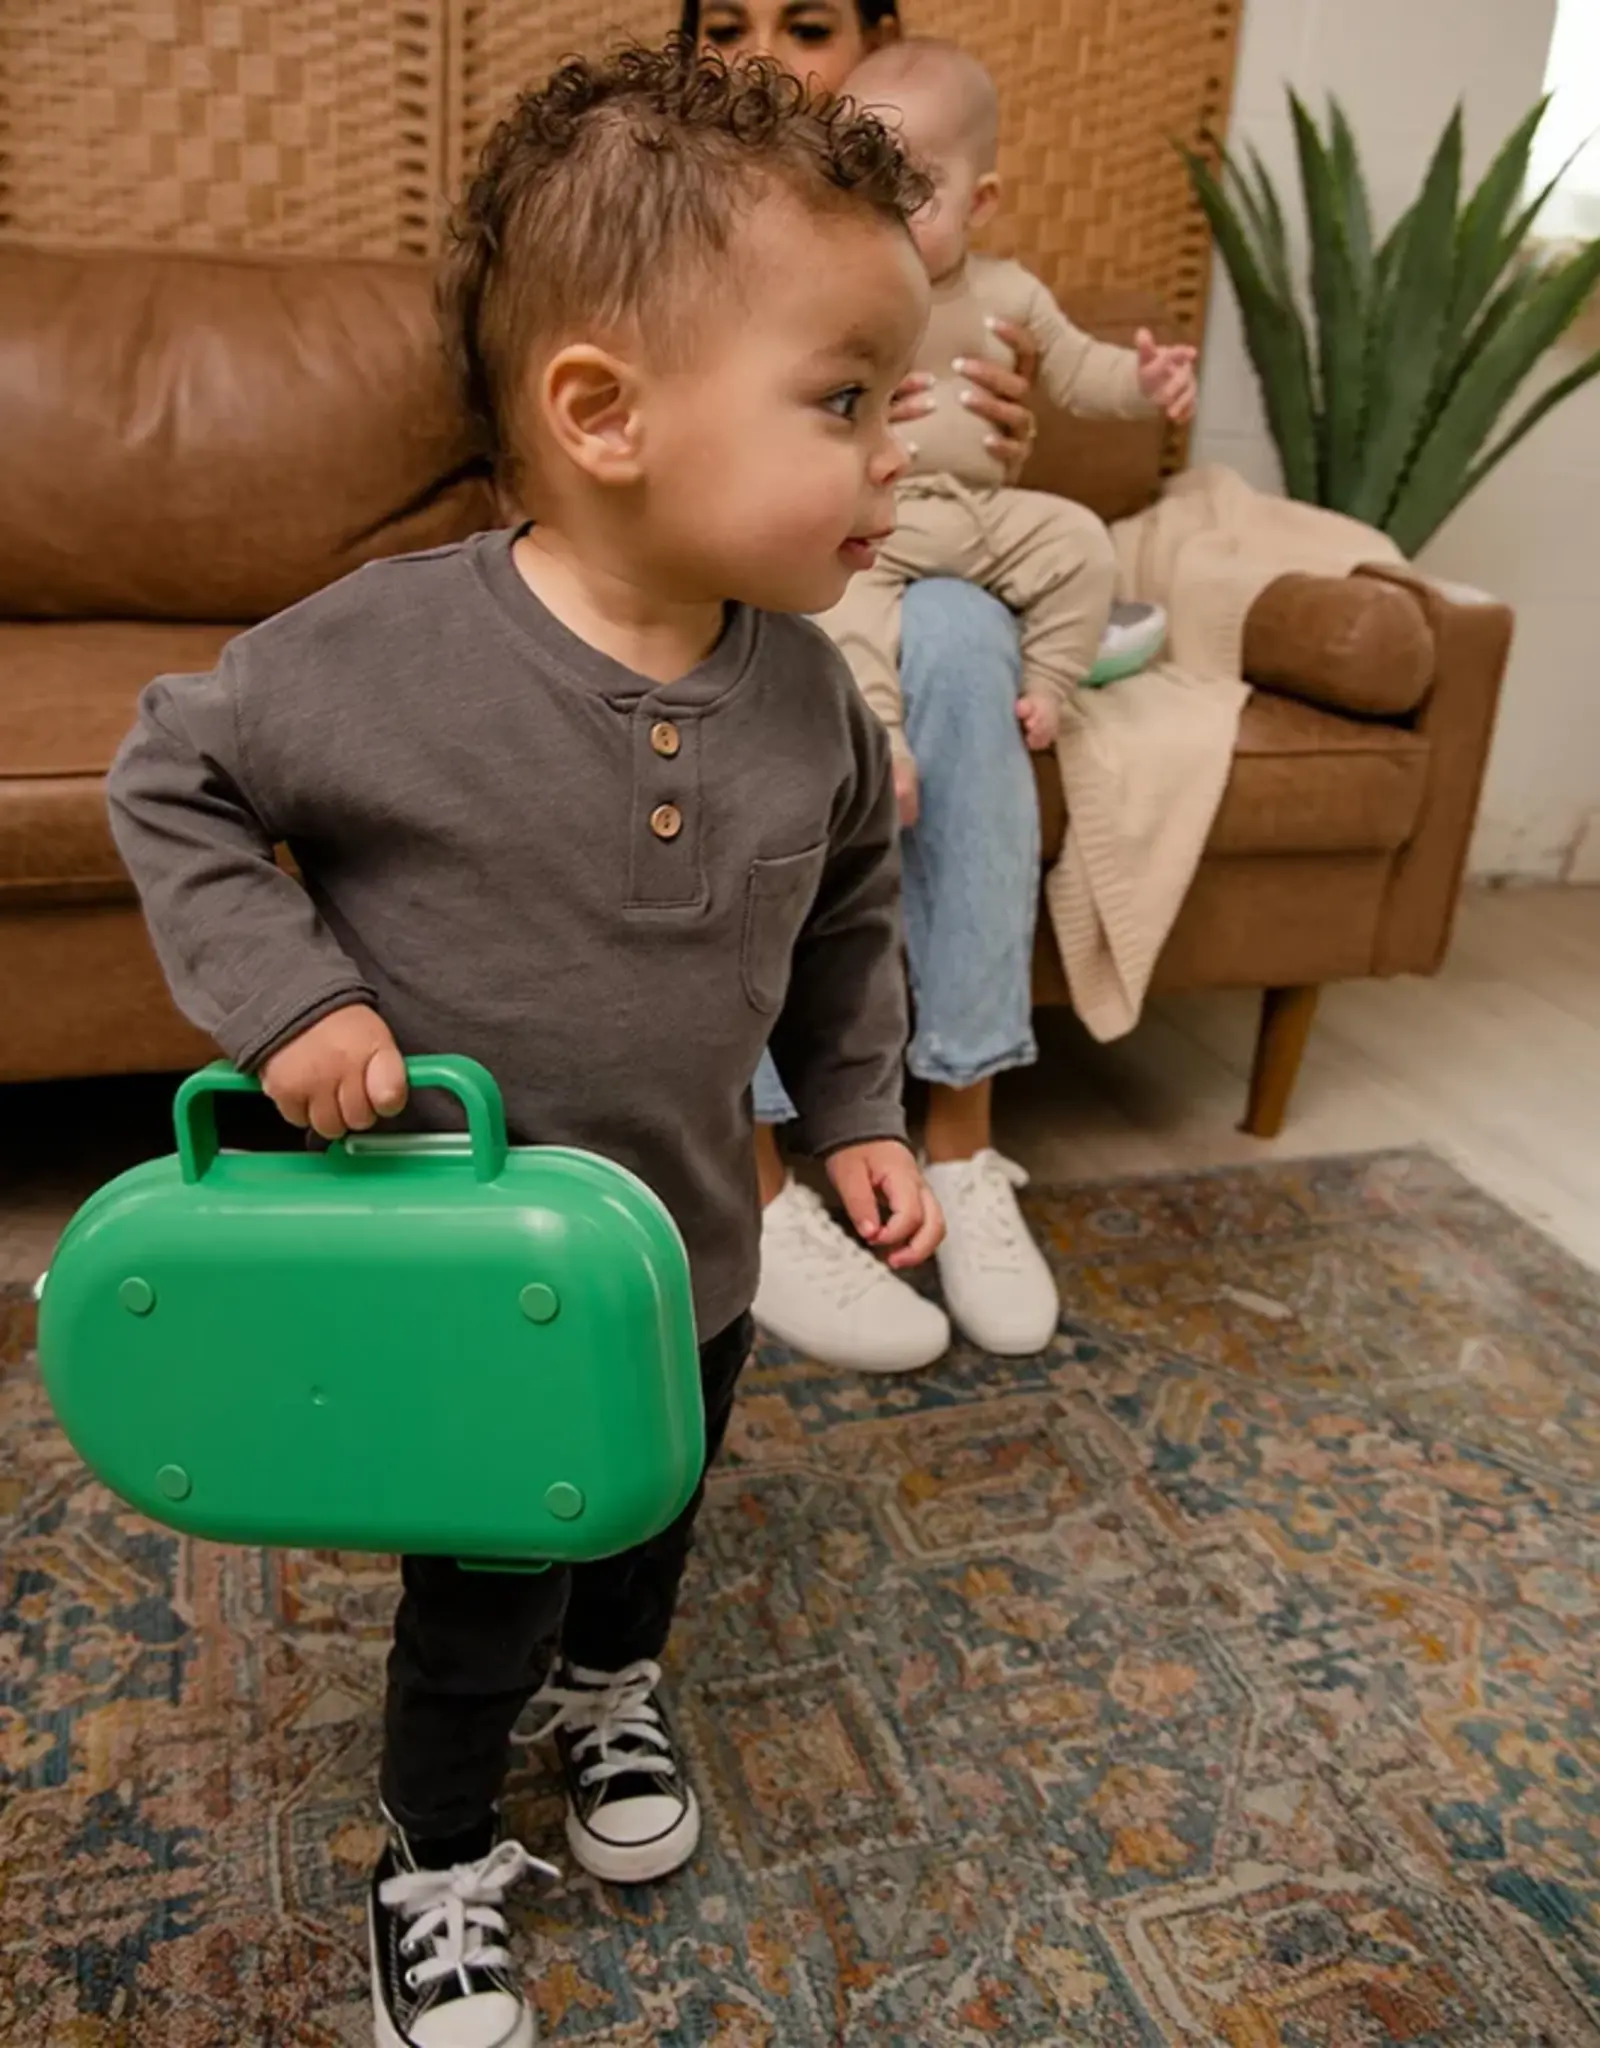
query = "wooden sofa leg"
xmin=1242 ymin=986 xmax=1320 ymax=1139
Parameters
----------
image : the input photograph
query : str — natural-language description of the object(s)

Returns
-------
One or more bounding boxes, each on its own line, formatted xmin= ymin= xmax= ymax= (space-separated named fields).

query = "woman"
xmin=686 ymin=0 xmax=1061 ymax=1369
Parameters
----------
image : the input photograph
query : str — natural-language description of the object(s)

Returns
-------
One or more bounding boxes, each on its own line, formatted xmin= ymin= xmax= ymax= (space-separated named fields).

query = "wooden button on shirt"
xmin=650 ymin=720 xmax=681 ymax=758
xmin=650 ymin=803 xmax=683 ymax=841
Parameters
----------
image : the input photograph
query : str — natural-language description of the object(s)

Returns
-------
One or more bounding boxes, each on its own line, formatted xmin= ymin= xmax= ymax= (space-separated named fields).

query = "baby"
xmin=817 ymin=36 xmax=1199 ymax=797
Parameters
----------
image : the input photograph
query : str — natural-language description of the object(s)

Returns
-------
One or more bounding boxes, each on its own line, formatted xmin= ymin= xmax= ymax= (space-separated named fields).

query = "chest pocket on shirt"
xmin=741 ymin=845 xmax=829 ymax=1014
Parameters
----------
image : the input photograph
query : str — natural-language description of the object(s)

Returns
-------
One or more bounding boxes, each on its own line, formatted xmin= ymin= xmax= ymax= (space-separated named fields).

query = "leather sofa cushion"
xmin=1211 ymin=690 xmax=1429 ymax=853
xmin=5 ymin=620 xmax=1431 ymax=902
xmin=1245 ymin=571 xmax=1435 ymax=717
xmin=1035 ymin=689 xmax=1430 ymax=865
xmin=0 ymin=620 xmax=239 ymax=901
xmin=1 ymin=621 xmax=239 ymax=773
xmin=0 ymin=248 xmax=497 ymax=623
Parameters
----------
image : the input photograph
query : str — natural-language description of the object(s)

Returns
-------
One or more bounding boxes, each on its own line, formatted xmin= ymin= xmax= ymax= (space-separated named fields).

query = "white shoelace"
xmin=938 ymin=1151 xmax=1033 ymax=1275
xmin=767 ymin=1182 xmax=897 ymax=1308
xmin=381 ymin=1839 xmax=556 ymax=1997
xmin=526 ymin=1659 xmax=676 ymax=1791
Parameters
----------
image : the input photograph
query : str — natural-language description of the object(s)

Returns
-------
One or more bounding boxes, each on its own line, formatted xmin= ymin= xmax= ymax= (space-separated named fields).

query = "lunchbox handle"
xmin=174 ymin=1055 xmax=510 ymax=1185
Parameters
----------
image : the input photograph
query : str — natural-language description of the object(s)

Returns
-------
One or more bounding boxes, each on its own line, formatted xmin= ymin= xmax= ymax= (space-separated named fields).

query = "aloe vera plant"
xmin=1183 ymin=95 xmax=1600 ymax=555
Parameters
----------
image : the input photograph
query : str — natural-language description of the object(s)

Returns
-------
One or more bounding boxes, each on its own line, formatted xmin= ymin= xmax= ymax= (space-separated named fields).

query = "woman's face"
xmin=696 ymin=2 xmax=894 ymax=98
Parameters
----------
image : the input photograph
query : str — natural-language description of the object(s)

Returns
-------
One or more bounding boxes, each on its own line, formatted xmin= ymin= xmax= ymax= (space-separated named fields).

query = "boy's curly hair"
xmin=440 ymin=37 xmax=930 ymax=487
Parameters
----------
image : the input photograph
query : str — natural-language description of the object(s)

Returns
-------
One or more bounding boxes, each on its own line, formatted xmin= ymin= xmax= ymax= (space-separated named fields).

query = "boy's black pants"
xmin=379 ymin=1313 xmax=753 ymax=1839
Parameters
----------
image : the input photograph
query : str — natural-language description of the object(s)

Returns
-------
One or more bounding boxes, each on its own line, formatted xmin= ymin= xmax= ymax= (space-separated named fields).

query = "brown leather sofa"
xmin=0 ymin=247 xmax=1511 ymax=1133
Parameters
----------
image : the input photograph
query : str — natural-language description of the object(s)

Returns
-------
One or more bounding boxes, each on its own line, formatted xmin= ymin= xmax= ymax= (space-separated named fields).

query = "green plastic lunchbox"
xmin=36 ymin=1056 xmax=704 ymax=1566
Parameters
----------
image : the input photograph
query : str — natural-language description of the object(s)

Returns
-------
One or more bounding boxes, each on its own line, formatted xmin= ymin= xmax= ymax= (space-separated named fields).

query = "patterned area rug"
xmin=4 ymin=1149 xmax=1600 ymax=2047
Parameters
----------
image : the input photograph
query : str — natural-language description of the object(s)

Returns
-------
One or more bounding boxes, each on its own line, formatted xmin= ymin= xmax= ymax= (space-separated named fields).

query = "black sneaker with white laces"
xmin=522 ymin=1659 xmax=700 ymax=1885
xmin=368 ymin=1813 xmax=557 ymax=2048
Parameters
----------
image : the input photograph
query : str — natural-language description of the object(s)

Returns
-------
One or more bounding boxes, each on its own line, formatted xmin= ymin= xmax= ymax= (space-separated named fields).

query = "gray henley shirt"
xmin=106 ymin=526 xmax=909 ymax=1335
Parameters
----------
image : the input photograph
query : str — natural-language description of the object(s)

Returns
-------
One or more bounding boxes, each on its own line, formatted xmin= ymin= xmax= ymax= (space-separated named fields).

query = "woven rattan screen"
xmin=453 ymin=1 xmax=1242 ymax=333
xmin=2 ymin=0 xmax=1241 ymax=330
xmin=0 ymin=2 xmax=448 ymax=257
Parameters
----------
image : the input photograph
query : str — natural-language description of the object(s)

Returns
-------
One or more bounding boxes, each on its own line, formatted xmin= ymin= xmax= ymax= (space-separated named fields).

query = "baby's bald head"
xmin=849 ymin=36 xmax=999 ymax=175
xmin=847 ymin=36 xmax=999 ymax=282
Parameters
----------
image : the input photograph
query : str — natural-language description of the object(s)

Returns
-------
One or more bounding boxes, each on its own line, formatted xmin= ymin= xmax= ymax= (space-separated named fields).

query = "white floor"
xmin=998 ymin=884 xmax=1600 ymax=1271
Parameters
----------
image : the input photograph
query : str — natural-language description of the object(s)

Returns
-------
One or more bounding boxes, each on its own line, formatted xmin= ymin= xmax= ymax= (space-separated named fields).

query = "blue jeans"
xmin=755 ymin=578 xmax=1039 ymax=1126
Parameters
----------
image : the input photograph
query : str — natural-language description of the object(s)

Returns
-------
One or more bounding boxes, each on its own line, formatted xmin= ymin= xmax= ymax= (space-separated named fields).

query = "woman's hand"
xmin=888 ymin=371 xmax=938 ymax=437
xmin=961 ymin=319 xmax=1041 ymax=482
xmin=887 ymin=319 xmax=1042 ymax=483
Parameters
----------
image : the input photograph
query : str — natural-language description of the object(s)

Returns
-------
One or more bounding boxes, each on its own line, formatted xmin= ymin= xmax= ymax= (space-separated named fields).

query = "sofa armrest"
xmin=1241 ymin=570 xmax=1435 ymax=717
xmin=1350 ymin=562 xmax=1513 ymax=976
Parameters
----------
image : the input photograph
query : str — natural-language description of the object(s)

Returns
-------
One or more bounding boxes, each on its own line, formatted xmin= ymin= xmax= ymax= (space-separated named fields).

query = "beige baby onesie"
xmin=816 ymin=253 xmax=1159 ymax=761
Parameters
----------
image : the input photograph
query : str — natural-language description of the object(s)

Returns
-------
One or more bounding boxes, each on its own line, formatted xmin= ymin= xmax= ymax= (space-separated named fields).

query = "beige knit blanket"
xmin=1045 ymin=464 xmax=1402 ymax=1039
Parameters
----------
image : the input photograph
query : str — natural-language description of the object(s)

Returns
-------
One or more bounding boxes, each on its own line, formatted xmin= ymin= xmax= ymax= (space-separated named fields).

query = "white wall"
xmin=1193 ymin=0 xmax=1600 ymax=881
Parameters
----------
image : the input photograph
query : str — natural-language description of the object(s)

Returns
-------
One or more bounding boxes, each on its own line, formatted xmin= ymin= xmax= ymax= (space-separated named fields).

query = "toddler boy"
xmin=820 ymin=36 xmax=1199 ymax=806
xmin=107 ymin=45 xmax=941 ymax=2048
